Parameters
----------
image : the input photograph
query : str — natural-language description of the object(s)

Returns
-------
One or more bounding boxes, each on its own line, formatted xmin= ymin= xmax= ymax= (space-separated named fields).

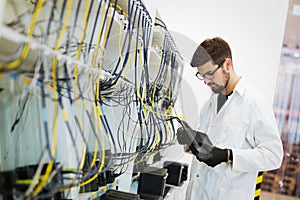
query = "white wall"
xmin=147 ymin=0 xmax=289 ymax=126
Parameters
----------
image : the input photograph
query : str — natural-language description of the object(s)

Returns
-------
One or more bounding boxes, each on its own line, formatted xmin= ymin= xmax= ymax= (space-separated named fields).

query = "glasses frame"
xmin=195 ymin=59 xmax=226 ymax=80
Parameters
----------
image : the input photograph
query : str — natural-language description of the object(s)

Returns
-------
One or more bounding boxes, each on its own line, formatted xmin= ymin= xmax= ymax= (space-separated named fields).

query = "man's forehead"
xmin=196 ymin=60 xmax=216 ymax=72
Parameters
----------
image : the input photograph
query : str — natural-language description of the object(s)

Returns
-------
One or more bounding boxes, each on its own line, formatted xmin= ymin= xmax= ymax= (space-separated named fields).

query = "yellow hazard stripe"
xmin=254 ymin=189 xmax=261 ymax=197
xmin=254 ymin=172 xmax=263 ymax=199
xmin=256 ymin=174 xmax=263 ymax=184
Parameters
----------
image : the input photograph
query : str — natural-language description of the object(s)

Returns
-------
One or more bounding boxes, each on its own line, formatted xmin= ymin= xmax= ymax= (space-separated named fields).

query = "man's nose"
xmin=203 ymin=77 xmax=210 ymax=85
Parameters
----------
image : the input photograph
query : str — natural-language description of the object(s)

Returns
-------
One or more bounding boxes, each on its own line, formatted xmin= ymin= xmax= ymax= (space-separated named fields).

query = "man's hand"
xmin=196 ymin=147 xmax=231 ymax=167
xmin=175 ymin=119 xmax=231 ymax=168
xmin=176 ymin=120 xmax=207 ymax=146
xmin=176 ymin=120 xmax=212 ymax=157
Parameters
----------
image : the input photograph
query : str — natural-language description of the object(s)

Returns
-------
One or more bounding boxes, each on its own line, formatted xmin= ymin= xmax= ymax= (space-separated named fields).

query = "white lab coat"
xmin=186 ymin=78 xmax=283 ymax=200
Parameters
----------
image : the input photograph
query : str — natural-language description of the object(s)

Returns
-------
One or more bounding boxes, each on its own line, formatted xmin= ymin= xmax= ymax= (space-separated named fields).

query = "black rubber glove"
xmin=197 ymin=147 xmax=230 ymax=167
xmin=176 ymin=127 xmax=206 ymax=146
xmin=176 ymin=120 xmax=212 ymax=157
xmin=176 ymin=120 xmax=207 ymax=146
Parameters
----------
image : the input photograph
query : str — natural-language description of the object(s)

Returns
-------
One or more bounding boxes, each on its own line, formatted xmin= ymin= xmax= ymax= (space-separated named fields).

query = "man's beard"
xmin=209 ymin=72 xmax=230 ymax=94
xmin=211 ymin=84 xmax=225 ymax=94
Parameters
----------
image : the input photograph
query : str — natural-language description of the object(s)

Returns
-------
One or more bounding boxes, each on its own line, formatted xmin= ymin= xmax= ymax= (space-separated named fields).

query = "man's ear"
xmin=224 ymin=58 xmax=232 ymax=71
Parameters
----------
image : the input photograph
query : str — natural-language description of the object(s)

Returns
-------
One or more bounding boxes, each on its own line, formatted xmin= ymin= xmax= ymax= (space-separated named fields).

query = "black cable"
xmin=100 ymin=0 xmax=137 ymax=89
xmin=10 ymin=93 xmax=30 ymax=132
xmin=87 ymin=0 xmax=104 ymax=55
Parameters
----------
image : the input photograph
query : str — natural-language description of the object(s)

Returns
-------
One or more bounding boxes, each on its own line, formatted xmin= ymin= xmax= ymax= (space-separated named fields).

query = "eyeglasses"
xmin=195 ymin=59 xmax=226 ymax=80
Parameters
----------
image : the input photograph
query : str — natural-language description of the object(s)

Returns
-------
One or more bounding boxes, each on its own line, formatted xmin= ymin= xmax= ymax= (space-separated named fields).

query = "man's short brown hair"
xmin=191 ymin=37 xmax=232 ymax=67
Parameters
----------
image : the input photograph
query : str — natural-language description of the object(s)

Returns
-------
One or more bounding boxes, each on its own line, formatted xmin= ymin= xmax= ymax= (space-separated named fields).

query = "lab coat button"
xmin=196 ymin=174 xmax=199 ymax=178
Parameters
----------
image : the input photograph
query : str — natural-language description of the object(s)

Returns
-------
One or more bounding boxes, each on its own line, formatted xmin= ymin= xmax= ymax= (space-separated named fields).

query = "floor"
xmin=261 ymin=191 xmax=300 ymax=200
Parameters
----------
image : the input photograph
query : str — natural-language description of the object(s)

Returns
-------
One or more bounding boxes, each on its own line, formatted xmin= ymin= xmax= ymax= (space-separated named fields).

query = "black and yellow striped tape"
xmin=254 ymin=171 xmax=263 ymax=200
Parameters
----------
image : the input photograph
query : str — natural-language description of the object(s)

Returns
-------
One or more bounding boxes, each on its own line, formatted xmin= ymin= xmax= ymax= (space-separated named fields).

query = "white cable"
xmin=0 ymin=25 xmax=109 ymax=79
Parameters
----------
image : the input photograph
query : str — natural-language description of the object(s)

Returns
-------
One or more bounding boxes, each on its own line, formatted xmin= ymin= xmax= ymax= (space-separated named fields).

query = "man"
xmin=176 ymin=37 xmax=283 ymax=200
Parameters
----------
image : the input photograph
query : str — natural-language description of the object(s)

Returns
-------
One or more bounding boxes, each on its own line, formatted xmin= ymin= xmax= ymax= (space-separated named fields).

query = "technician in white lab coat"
xmin=176 ymin=37 xmax=283 ymax=200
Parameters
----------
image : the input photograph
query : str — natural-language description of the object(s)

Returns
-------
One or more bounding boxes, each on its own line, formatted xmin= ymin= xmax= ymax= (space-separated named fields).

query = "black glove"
xmin=176 ymin=120 xmax=212 ymax=156
xmin=176 ymin=120 xmax=206 ymax=145
xmin=197 ymin=147 xmax=231 ymax=167
xmin=176 ymin=127 xmax=206 ymax=146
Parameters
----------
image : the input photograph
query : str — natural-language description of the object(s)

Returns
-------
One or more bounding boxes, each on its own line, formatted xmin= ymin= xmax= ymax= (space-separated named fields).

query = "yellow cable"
xmin=65 ymin=0 xmax=101 ymax=189
xmin=165 ymin=120 xmax=172 ymax=144
xmin=91 ymin=5 xmax=114 ymax=168
xmin=151 ymin=83 xmax=157 ymax=106
xmin=91 ymin=2 xmax=107 ymax=69
xmin=150 ymin=49 xmax=163 ymax=107
xmin=32 ymin=0 xmax=72 ymax=196
xmin=0 ymin=0 xmax=43 ymax=70
xmin=16 ymin=179 xmax=39 ymax=185
xmin=63 ymin=0 xmax=108 ymax=190
xmin=136 ymin=83 xmax=182 ymax=118
xmin=115 ymin=19 xmax=132 ymax=86
xmin=93 ymin=3 xmax=119 ymax=174
xmin=78 ymin=174 xmax=99 ymax=187
xmin=136 ymin=73 xmax=182 ymax=118
xmin=89 ymin=2 xmax=107 ymax=162
xmin=147 ymin=130 xmax=160 ymax=153
xmin=110 ymin=3 xmax=129 ymax=18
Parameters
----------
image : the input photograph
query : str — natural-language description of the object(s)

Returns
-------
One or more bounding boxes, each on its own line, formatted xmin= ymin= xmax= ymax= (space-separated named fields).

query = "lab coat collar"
xmin=208 ymin=77 xmax=245 ymax=106
xmin=232 ymin=77 xmax=245 ymax=97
